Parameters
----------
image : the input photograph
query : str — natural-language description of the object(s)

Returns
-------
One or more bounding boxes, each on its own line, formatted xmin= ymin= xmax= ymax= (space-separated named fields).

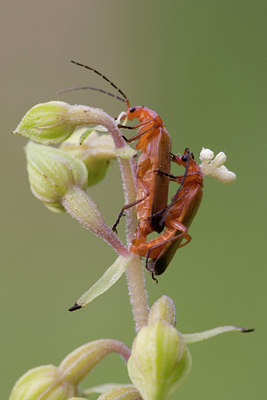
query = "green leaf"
xmin=183 ymin=325 xmax=254 ymax=344
xmin=83 ymin=383 xmax=134 ymax=395
xmin=69 ymin=255 xmax=136 ymax=310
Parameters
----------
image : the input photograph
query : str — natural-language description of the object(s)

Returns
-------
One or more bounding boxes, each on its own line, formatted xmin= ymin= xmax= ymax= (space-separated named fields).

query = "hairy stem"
xmin=67 ymin=106 xmax=149 ymax=330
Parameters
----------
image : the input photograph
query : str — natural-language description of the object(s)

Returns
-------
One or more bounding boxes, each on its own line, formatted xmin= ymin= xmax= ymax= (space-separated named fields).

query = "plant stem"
xmin=126 ymin=255 xmax=150 ymax=332
xmin=116 ymin=157 xmax=149 ymax=333
xmin=100 ymin=116 xmax=150 ymax=331
xmin=67 ymin=106 xmax=150 ymax=330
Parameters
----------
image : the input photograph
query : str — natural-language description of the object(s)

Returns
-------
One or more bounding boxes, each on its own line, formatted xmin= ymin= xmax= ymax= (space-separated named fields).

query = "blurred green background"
xmin=1 ymin=0 xmax=266 ymax=398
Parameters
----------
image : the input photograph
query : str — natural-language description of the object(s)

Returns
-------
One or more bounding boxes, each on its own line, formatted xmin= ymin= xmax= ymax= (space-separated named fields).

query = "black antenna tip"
xmin=68 ymin=303 xmax=82 ymax=312
xmin=241 ymin=328 xmax=255 ymax=333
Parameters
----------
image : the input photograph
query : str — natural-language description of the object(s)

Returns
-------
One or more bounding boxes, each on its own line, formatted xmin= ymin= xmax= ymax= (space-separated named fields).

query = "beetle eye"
xmin=182 ymin=155 xmax=187 ymax=162
xmin=129 ymin=107 xmax=136 ymax=113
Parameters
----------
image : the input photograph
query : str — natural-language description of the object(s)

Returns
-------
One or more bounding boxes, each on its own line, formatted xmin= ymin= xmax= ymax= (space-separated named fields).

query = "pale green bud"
xmin=59 ymin=340 xmax=130 ymax=386
xmin=127 ymin=321 xmax=192 ymax=400
xmin=14 ymin=101 xmax=77 ymax=144
xmin=10 ymin=339 xmax=130 ymax=400
xmin=60 ymin=127 xmax=116 ymax=186
xmin=97 ymin=386 xmax=141 ymax=400
xmin=9 ymin=365 xmax=77 ymax=400
xmin=69 ymin=398 xmax=87 ymax=400
xmin=148 ymin=295 xmax=176 ymax=326
xmin=25 ymin=141 xmax=88 ymax=212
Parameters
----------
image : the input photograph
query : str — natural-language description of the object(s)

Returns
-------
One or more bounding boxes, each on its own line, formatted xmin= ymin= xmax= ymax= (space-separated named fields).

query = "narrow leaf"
xmin=183 ymin=325 xmax=254 ymax=344
xmin=83 ymin=383 xmax=134 ymax=395
xmin=79 ymin=128 xmax=95 ymax=144
xmin=69 ymin=255 xmax=135 ymax=310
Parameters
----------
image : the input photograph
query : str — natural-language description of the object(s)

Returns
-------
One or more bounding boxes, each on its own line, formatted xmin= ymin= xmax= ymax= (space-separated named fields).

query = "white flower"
xmin=199 ymin=148 xmax=236 ymax=184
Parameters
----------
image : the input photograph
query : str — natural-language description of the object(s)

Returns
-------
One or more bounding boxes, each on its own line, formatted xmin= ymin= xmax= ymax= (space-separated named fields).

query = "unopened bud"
xmin=9 ymin=365 xmax=77 ymax=400
xmin=127 ymin=321 xmax=192 ymax=400
xmin=10 ymin=339 xmax=130 ymax=400
xmin=59 ymin=339 xmax=130 ymax=386
xmin=14 ymin=101 xmax=77 ymax=144
xmin=148 ymin=295 xmax=176 ymax=326
xmin=25 ymin=141 xmax=88 ymax=212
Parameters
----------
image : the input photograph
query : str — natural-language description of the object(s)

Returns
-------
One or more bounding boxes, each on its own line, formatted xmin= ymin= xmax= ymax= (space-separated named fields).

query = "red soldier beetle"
xmin=130 ymin=148 xmax=203 ymax=278
xmin=67 ymin=61 xmax=172 ymax=240
xmin=114 ymin=105 xmax=172 ymax=241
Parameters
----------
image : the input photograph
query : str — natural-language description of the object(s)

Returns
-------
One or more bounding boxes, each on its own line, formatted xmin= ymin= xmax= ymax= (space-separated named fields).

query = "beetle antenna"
xmin=70 ymin=60 xmax=130 ymax=106
xmin=57 ymin=85 xmax=127 ymax=104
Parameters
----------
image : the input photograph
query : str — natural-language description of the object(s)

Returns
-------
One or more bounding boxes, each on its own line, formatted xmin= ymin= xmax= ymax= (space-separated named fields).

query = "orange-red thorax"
xmin=126 ymin=106 xmax=165 ymax=152
xmin=126 ymin=105 xmax=163 ymax=124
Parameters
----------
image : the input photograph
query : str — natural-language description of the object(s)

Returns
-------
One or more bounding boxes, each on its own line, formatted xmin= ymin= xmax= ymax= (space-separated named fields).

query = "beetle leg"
xmin=120 ymin=121 xmax=158 ymax=143
xmin=158 ymin=172 xmax=200 ymax=226
xmin=154 ymin=169 xmax=178 ymax=181
xmin=166 ymin=220 xmax=191 ymax=248
xmin=144 ymin=221 xmax=191 ymax=270
xmin=150 ymin=271 xmax=158 ymax=283
xmin=118 ymin=119 xmax=154 ymax=130
xmin=112 ymin=178 xmax=150 ymax=233
xmin=155 ymin=170 xmax=200 ymax=182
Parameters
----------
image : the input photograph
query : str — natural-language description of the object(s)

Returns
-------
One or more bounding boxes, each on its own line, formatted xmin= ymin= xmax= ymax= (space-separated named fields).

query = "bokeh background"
xmin=1 ymin=1 xmax=266 ymax=398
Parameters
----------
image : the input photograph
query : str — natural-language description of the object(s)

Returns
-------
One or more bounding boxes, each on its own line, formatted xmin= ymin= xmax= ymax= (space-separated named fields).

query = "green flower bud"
xmin=9 ymin=365 xmax=77 ymax=400
xmin=14 ymin=101 xmax=77 ymax=144
xmin=127 ymin=321 xmax=192 ymax=400
xmin=10 ymin=339 xmax=130 ymax=400
xmin=97 ymin=386 xmax=141 ymax=400
xmin=59 ymin=340 xmax=130 ymax=386
xmin=148 ymin=296 xmax=176 ymax=326
xmin=25 ymin=141 xmax=88 ymax=212
xmin=60 ymin=127 xmax=116 ymax=186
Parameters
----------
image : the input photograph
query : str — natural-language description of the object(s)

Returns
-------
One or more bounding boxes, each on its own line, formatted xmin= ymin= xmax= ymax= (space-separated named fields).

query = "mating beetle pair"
xmin=67 ymin=61 xmax=203 ymax=278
